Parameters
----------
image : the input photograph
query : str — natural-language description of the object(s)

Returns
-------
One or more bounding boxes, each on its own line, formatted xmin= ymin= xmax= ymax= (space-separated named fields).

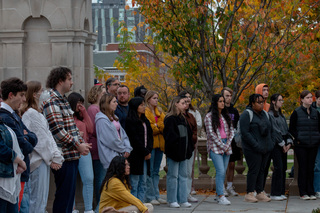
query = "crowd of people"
xmin=0 ymin=67 xmax=320 ymax=213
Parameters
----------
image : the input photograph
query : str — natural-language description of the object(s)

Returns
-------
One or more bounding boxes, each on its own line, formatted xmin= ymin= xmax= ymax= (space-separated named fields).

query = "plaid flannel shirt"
xmin=42 ymin=89 xmax=84 ymax=161
xmin=204 ymin=112 xmax=235 ymax=155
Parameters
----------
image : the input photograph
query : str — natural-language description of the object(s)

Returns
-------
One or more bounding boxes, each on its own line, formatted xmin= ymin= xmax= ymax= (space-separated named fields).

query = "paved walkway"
xmin=47 ymin=194 xmax=320 ymax=212
xmin=152 ymin=194 xmax=320 ymax=213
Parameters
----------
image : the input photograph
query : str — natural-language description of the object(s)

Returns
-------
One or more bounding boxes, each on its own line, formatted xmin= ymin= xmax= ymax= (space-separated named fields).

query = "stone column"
xmin=0 ymin=31 xmax=26 ymax=80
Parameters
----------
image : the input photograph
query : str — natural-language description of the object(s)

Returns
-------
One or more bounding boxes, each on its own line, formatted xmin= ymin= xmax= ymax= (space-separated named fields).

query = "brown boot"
xmin=244 ymin=192 xmax=258 ymax=203
xmin=256 ymin=192 xmax=271 ymax=202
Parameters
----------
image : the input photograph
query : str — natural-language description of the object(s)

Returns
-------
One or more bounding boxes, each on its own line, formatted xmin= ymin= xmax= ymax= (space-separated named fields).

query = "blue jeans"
xmin=130 ymin=160 xmax=147 ymax=202
xmin=186 ymin=151 xmax=195 ymax=195
xmin=166 ymin=157 xmax=188 ymax=203
xmin=78 ymin=153 xmax=94 ymax=211
xmin=29 ymin=161 xmax=50 ymax=213
xmin=52 ymin=160 xmax=79 ymax=213
xmin=314 ymin=146 xmax=320 ymax=192
xmin=19 ymin=181 xmax=29 ymax=213
xmin=209 ymin=150 xmax=230 ymax=196
xmin=92 ymin=159 xmax=107 ymax=212
xmin=0 ymin=197 xmax=18 ymax=213
xmin=145 ymin=148 xmax=163 ymax=201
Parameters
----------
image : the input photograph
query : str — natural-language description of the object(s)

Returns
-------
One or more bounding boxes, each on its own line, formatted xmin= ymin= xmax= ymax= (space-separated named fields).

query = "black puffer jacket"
xmin=164 ymin=115 xmax=193 ymax=162
xmin=289 ymin=106 xmax=320 ymax=148
xmin=240 ymin=107 xmax=275 ymax=154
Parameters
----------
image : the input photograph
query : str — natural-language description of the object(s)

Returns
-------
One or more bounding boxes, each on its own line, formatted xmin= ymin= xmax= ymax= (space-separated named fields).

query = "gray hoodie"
xmin=95 ymin=112 xmax=132 ymax=170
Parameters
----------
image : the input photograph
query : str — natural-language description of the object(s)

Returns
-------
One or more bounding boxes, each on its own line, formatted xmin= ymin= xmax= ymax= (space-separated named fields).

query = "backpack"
xmin=234 ymin=109 xmax=269 ymax=148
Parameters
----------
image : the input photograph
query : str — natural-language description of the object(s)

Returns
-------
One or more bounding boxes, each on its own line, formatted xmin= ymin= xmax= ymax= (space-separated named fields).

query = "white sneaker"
xmin=223 ymin=187 xmax=229 ymax=197
xmin=315 ymin=192 xmax=320 ymax=198
xmin=226 ymin=187 xmax=239 ymax=196
xmin=270 ymin=196 xmax=284 ymax=201
xmin=309 ymin=195 xmax=317 ymax=200
xmin=150 ymin=199 xmax=160 ymax=205
xmin=180 ymin=202 xmax=192 ymax=208
xmin=300 ymin=195 xmax=310 ymax=200
xmin=84 ymin=211 xmax=95 ymax=213
xmin=188 ymin=195 xmax=198 ymax=203
xmin=218 ymin=196 xmax=231 ymax=205
xmin=157 ymin=197 xmax=167 ymax=204
xmin=72 ymin=210 xmax=79 ymax=213
xmin=190 ymin=190 xmax=197 ymax=195
xmin=281 ymin=195 xmax=287 ymax=200
xmin=168 ymin=202 xmax=180 ymax=208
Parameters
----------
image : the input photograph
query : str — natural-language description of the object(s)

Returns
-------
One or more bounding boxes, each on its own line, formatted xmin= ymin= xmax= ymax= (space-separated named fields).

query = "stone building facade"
xmin=0 ymin=0 xmax=96 ymax=97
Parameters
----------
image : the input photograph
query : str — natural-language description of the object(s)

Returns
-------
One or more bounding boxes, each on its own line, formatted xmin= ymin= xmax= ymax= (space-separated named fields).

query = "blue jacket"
xmin=0 ymin=108 xmax=38 ymax=182
xmin=115 ymin=104 xmax=129 ymax=128
xmin=0 ymin=121 xmax=17 ymax=178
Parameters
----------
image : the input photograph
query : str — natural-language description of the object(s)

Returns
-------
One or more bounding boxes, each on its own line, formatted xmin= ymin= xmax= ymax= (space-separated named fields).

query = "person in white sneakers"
xmin=221 ymin=87 xmax=240 ymax=197
xmin=204 ymin=94 xmax=234 ymax=205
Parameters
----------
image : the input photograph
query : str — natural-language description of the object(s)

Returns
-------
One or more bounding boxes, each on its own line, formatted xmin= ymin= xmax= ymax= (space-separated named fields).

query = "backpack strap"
xmin=245 ymin=109 xmax=254 ymax=123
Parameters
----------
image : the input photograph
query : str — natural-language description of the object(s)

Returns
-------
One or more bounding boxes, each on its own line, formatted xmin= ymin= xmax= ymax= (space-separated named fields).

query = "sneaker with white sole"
xmin=72 ymin=210 xmax=79 ymax=213
xmin=188 ymin=195 xmax=198 ymax=203
xmin=309 ymin=195 xmax=317 ymax=200
xmin=315 ymin=192 xmax=320 ymax=198
xmin=300 ymin=195 xmax=310 ymax=200
xmin=281 ymin=195 xmax=287 ymax=200
xmin=226 ymin=187 xmax=239 ymax=196
xmin=157 ymin=197 xmax=167 ymax=204
xmin=218 ymin=196 xmax=231 ymax=205
xmin=180 ymin=202 xmax=192 ymax=208
xmin=84 ymin=211 xmax=95 ymax=213
xmin=168 ymin=202 xmax=180 ymax=208
xmin=150 ymin=199 xmax=160 ymax=205
xmin=190 ymin=190 xmax=197 ymax=195
xmin=270 ymin=196 xmax=284 ymax=201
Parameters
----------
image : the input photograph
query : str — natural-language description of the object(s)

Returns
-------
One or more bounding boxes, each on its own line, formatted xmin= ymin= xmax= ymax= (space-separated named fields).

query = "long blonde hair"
xmin=165 ymin=96 xmax=185 ymax=119
xmin=144 ymin=90 xmax=162 ymax=113
xmin=99 ymin=93 xmax=118 ymax=121
xmin=21 ymin=81 xmax=42 ymax=115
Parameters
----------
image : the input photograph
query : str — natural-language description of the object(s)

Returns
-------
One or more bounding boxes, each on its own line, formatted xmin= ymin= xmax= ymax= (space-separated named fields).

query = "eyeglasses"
xmin=256 ymin=101 xmax=264 ymax=104
xmin=111 ymin=83 xmax=120 ymax=86
xmin=278 ymin=99 xmax=284 ymax=102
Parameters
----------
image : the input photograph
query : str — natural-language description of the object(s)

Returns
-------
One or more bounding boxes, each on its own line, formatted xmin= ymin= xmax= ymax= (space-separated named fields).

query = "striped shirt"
xmin=204 ymin=112 xmax=234 ymax=155
xmin=42 ymin=89 xmax=84 ymax=161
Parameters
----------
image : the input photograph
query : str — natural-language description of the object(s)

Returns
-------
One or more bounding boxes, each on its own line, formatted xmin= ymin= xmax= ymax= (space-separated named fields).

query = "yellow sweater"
xmin=99 ymin=177 xmax=148 ymax=213
xmin=145 ymin=107 xmax=165 ymax=152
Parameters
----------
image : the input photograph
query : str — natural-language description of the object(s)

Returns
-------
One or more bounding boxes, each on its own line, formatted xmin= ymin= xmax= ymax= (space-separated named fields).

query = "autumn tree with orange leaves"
xmin=126 ymin=0 xmax=320 ymax=105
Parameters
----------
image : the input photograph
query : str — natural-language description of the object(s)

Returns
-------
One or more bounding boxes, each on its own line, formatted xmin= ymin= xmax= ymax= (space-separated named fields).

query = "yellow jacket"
xmin=145 ymin=107 xmax=165 ymax=152
xmin=99 ymin=177 xmax=148 ymax=213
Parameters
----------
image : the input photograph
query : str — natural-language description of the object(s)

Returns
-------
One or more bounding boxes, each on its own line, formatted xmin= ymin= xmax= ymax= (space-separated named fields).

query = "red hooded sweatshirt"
xmin=255 ymin=83 xmax=270 ymax=111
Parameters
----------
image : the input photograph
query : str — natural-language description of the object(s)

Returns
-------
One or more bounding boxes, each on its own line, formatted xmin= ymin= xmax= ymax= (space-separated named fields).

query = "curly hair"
xmin=208 ymin=94 xmax=231 ymax=133
xmin=87 ymin=85 xmax=105 ymax=104
xmin=100 ymin=156 xmax=131 ymax=194
xmin=1 ymin=77 xmax=27 ymax=100
xmin=247 ymin=94 xmax=264 ymax=107
xmin=46 ymin=67 xmax=72 ymax=89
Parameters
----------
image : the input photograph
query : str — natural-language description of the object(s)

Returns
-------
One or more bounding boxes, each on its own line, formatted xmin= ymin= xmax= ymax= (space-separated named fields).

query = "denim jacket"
xmin=0 ymin=108 xmax=38 ymax=182
xmin=0 ymin=122 xmax=16 ymax=178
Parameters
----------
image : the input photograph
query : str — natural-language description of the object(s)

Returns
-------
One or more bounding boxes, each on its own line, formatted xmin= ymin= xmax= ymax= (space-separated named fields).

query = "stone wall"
xmin=0 ymin=0 xmax=97 ymax=97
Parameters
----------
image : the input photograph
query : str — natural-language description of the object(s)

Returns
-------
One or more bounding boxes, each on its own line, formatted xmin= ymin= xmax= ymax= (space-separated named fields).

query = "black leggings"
xmin=243 ymin=149 xmax=271 ymax=193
